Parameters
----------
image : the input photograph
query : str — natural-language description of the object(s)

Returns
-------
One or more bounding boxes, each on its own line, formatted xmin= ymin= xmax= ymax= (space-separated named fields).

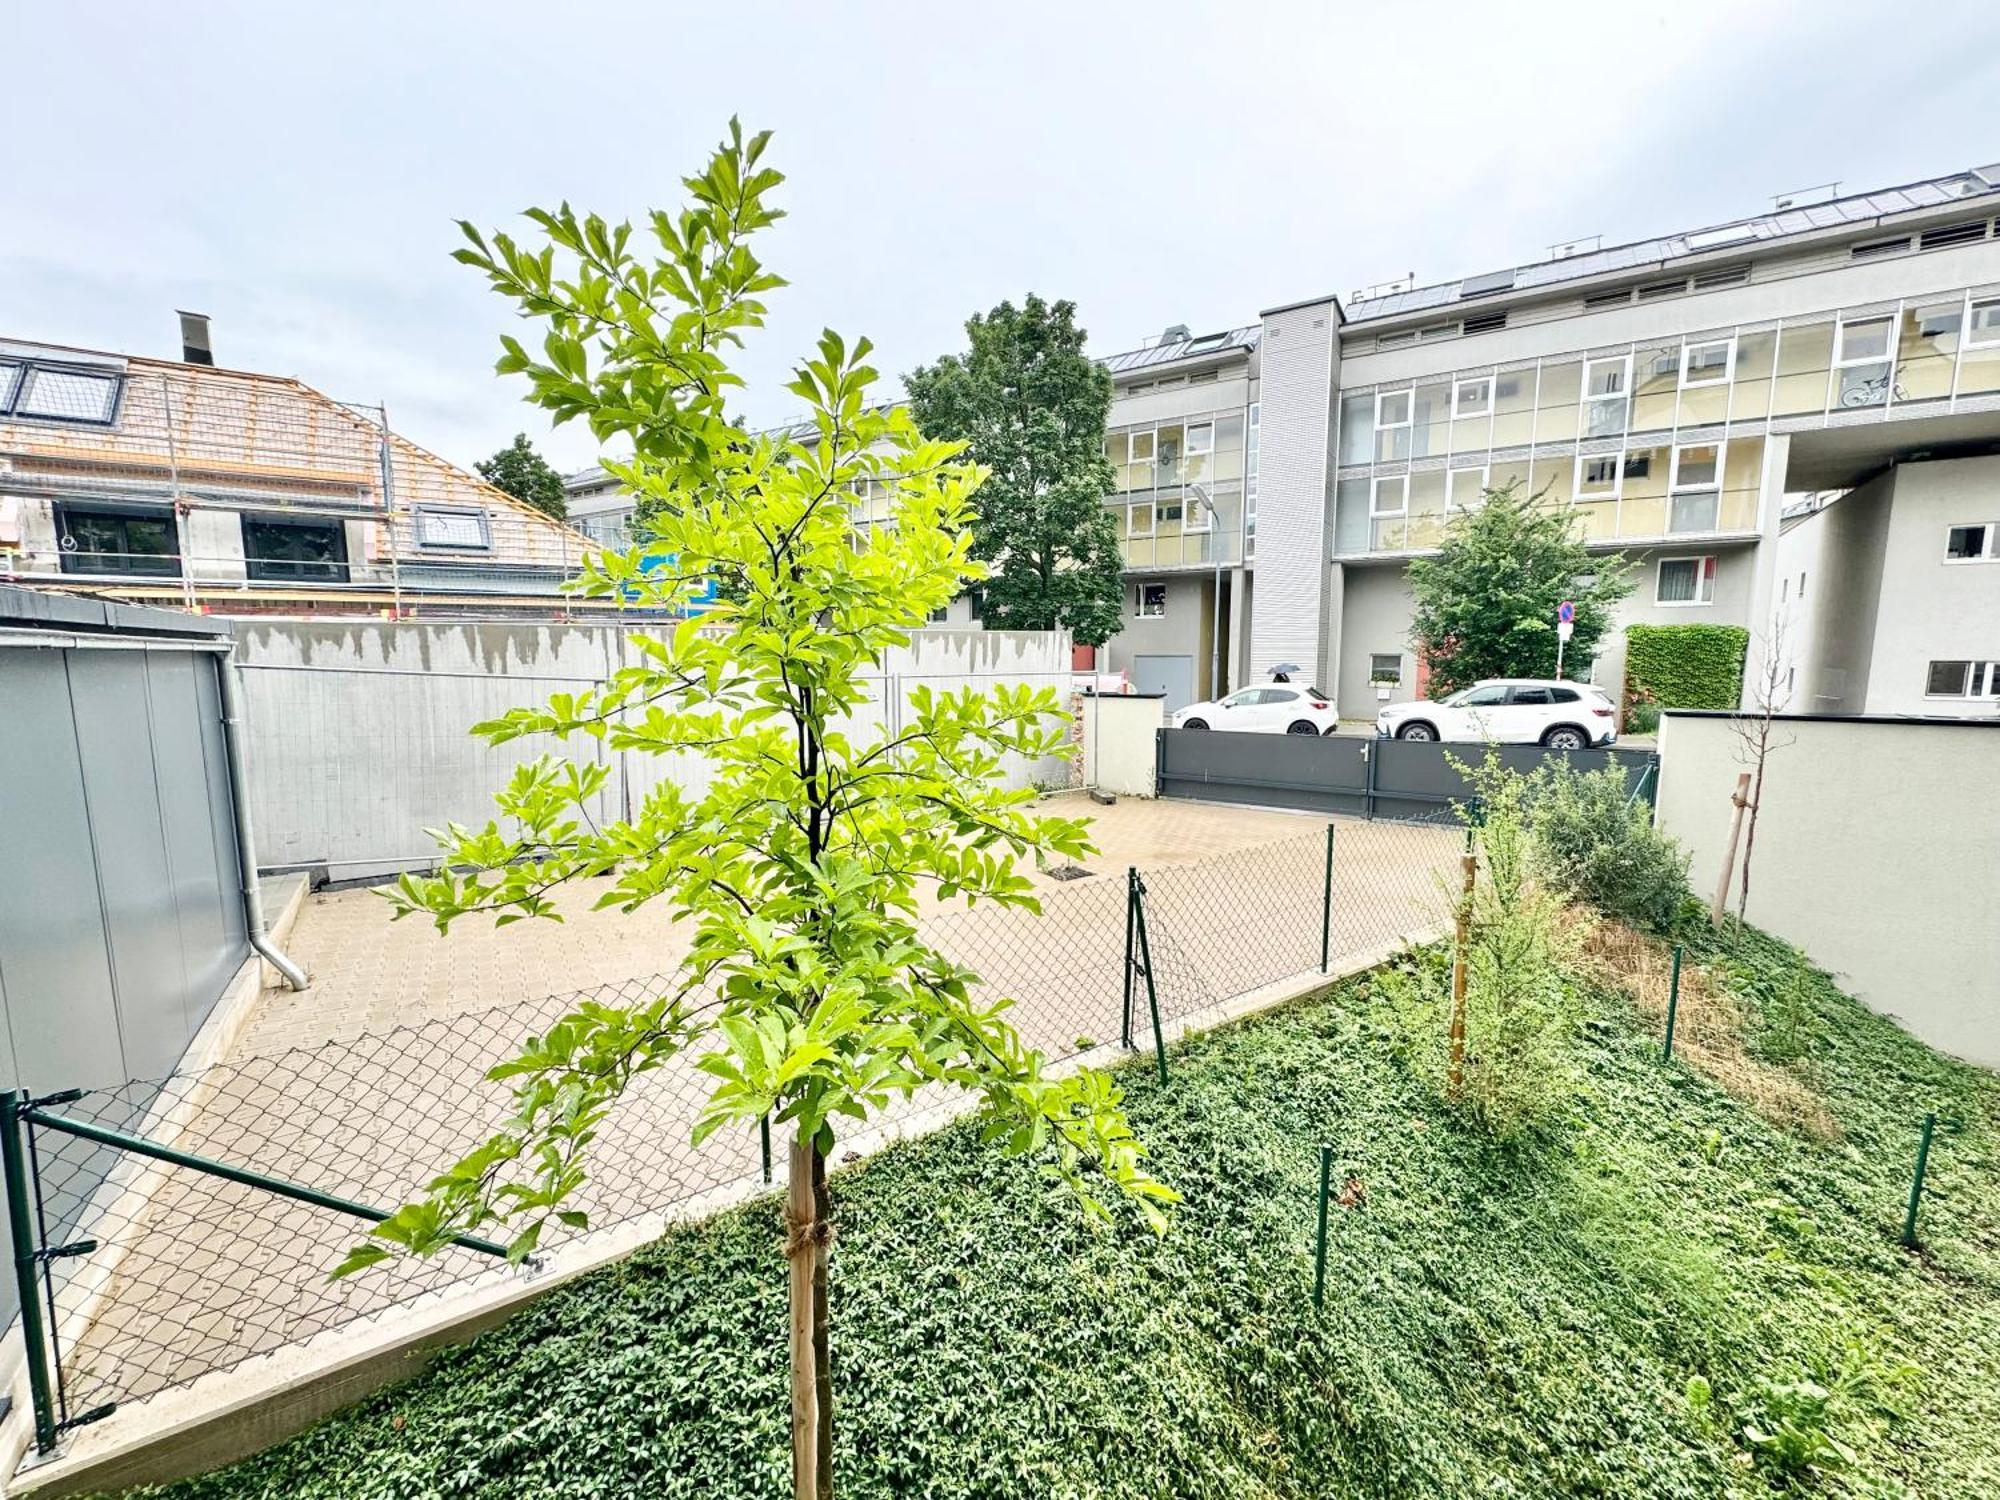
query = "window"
xmin=1461 ymin=311 xmax=1507 ymax=335
xmin=1581 ymin=355 xmax=1631 ymax=437
xmin=1509 ymin=686 xmax=1553 ymax=705
xmin=968 ymin=587 xmax=984 ymax=622
xmin=1584 ymin=287 xmax=1634 ymax=309
xmin=1637 ymin=277 xmax=1689 ymax=300
xmin=1127 ymin=500 xmax=1155 ymax=538
xmin=1946 ymin=523 xmax=1996 ymax=560
xmin=1577 ymin=456 xmax=1621 ymax=497
xmin=1925 ymin=660 xmax=1999 ymax=697
xmin=1370 ymin=476 xmax=1407 ymax=516
xmin=1681 ymin=338 xmax=1734 ymax=387
xmin=1185 ymin=421 xmax=1214 ymax=455
xmin=414 ymin=506 xmax=492 ymax=550
xmin=0 ymin=363 xmax=18 ymax=408
xmin=1135 ymin=583 xmax=1166 ymax=618
xmin=1458 ymin=684 xmax=1508 ymax=706
xmin=927 ymin=604 xmax=950 ymax=624
xmin=1915 ymin=301 xmax=1963 ymax=339
xmin=1623 ymin=452 xmax=1652 ymax=479
xmin=54 ymin=504 xmax=181 ymax=577
xmin=243 ymin=515 xmax=350 ymax=583
xmin=1549 ymin=687 xmax=1582 ymax=703
xmin=1374 ymin=390 xmax=1412 ymax=461
xmin=1668 ymin=443 xmax=1722 ymax=532
xmin=1849 ymin=235 xmax=1911 ymax=260
xmin=1369 ymin=654 xmax=1403 ymax=685
xmin=1656 ymin=555 xmax=1717 ymax=605
xmin=1452 ymin=377 xmax=1491 ymax=417
xmin=1245 ymin=401 xmax=1259 ymax=559
xmin=11 ymin=364 xmax=123 ymax=425
xmin=1834 ymin=315 xmax=1896 ymax=407
xmin=1183 ymin=490 xmax=1212 ymax=532
xmin=1970 ymin=298 xmax=2000 ymax=348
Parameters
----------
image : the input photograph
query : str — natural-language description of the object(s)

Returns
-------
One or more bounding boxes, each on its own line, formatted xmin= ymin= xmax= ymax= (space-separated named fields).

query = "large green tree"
xmin=477 ymin=431 xmax=570 ymax=519
xmin=904 ymin=297 xmax=1125 ymax=646
xmin=1405 ymin=483 xmax=1634 ymax=695
xmin=341 ymin=124 xmax=1171 ymax=1500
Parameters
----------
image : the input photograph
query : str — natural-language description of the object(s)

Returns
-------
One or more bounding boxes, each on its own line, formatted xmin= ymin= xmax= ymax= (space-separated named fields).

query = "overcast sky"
xmin=6 ymin=1 xmax=1997 ymax=474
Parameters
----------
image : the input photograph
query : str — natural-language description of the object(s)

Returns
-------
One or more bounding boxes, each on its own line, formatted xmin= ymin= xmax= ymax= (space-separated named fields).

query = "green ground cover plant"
xmin=127 ymin=922 xmax=2000 ymax=1500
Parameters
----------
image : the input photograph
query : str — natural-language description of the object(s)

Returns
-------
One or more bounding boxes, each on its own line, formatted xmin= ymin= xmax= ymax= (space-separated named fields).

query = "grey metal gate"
xmin=1156 ymin=728 xmax=1657 ymax=820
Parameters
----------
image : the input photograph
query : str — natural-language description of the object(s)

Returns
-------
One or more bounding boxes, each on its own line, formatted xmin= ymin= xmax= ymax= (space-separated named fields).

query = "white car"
xmin=1374 ymin=678 xmax=1617 ymax=750
xmin=1171 ymin=682 xmax=1339 ymax=736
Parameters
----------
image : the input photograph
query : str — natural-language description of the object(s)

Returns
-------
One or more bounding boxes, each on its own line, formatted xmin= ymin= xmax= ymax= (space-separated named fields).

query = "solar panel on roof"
xmin=1459 ymin=268 xmax=1516 ymax=297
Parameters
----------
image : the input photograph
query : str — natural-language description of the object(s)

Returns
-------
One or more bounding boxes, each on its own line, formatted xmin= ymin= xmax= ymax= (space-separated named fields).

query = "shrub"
xmin=1527 ymin=761 xmax=1691 ymax=932
xmin=1381 ymin=756 xmax=1591 ymax=1138
xmin=1624 ymin=623 xmax=1749 ymax=713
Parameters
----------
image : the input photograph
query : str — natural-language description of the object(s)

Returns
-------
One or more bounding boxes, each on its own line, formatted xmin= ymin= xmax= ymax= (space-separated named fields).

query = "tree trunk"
xmin=786 ymin=1138 xmax=819 ymax=1500
xmin=1711 ymin=772 xmax=1752 ymax=927
xmin=1737 ymin=742 xmax=1766 ymax=922
xmin=812 ymin=1144 xmax=834 ymax=1499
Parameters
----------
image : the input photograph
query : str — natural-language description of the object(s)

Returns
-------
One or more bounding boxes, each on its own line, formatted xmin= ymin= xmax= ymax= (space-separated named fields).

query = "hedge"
xmin=1623 ymin=622 xmax=1749 ymax=712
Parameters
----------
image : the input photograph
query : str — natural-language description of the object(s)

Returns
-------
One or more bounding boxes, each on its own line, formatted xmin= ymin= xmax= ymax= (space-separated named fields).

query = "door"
xmin=1260 ymin=687 xmax=1307 ymax=731
xmin=1133 ymin=654 xmax=1195 ymax=712
xmin=1494 ymin=684 xmax=1555 ymax=742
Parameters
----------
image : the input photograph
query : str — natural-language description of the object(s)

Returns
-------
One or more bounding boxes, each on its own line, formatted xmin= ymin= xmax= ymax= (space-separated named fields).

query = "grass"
xmin=126 ymin=924 xmax=1999 ymax=1500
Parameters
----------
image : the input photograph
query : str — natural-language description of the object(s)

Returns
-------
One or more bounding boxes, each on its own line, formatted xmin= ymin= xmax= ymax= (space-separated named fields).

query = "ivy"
xmin=1624 ymin=623 xmax=1750 ymax=712
xmin=137 ymin=934 xmax=2000 ymax=1500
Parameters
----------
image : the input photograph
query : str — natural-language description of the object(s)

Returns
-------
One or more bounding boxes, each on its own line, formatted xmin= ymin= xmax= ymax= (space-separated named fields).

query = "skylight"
xmin=1685 ymin=222 xmax=1762 ymax=250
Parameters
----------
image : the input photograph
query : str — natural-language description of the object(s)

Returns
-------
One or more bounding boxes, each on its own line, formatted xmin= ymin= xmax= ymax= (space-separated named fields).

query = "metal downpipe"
xmin=214 ymin=650 xmax=309 ymax=991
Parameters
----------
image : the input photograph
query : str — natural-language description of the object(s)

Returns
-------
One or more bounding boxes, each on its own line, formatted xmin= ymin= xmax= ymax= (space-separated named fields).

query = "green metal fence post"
xmin=1131 ymin=872 xmax=1167 ymax=1086
xmin=1319 ymin=824 xmax=1335 ymax=974
xmin=1662 ymin=945 xmax=1684 ymax=1062
xmin=1121 ymin=867 xmax=1138 ymax=1050
xmin=760 ymin=1115 xmax=772 ymax=1186
xmin=1311 ymin=1145 xmax=1333 ymax=1312
xmin=1901 ymin=1112 xmax=1937 ymax=1250
xmin=1 ymin=1090 xmax=59 ymax=1453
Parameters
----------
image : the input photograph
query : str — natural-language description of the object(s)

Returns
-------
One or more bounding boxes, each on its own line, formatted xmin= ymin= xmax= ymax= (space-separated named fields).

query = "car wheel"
xmin=1286 ymin=719 xmax=1319 ymax=736
xmin=1181 ymin=717 xmax=1209 ymax=731
xmin=1542 ymin=725 xmax=1587 ymax=751
xmin=1396 ymin=721 xmax=1437 ymax=741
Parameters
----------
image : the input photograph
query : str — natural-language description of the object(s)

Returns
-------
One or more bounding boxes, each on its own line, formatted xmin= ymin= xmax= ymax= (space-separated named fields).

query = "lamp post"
xmin=1190 ymin=481 xmax=1224 ymax=699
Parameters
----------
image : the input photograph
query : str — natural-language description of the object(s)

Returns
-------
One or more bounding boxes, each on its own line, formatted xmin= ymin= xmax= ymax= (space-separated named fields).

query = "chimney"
xmin=1161 ymin=323 xmax=1191 ymax=344
xmin=177 ymin=310 xmax=214 ymax=366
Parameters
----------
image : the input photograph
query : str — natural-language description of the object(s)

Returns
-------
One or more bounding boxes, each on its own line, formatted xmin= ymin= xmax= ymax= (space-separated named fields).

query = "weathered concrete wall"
xmin=1655 ymin=711 xmax=2000 ymax=1067
xmin=235 ymin=621 xmax=1071 ymax=881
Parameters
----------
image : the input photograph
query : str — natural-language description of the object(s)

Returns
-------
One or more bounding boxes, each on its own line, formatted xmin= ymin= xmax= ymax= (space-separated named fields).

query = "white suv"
xmin=1374 ymin=679 xmax=1617 ymax=750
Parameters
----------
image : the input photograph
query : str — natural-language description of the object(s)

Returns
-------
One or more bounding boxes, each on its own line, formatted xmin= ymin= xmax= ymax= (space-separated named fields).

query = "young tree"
xmin=904 ymin=297 xmax=1125 ymax=646
xmin=476 ymin=431 xmax=570 ymax=519
xmin=1733 ymin=611 xmax=1796 ymax=921
xmin=1405 ymin=483 xmax=1634 ymax=695
xmin=338 ymin=123 xmax=1174 ymax=1500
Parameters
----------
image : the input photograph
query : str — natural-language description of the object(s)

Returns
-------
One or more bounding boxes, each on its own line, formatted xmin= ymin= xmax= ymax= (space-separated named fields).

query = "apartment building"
xmin=1266 ymin=163 xmax=2000 ymax=720
xmin=0 ymin=318 xmax=592 ymax=618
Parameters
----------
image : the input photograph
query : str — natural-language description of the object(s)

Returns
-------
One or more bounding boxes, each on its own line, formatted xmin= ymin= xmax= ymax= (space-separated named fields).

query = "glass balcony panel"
xmin=1532 ymin=456 xmax=1575 ymax=510
xmin=1338 ymin=395 xmax=1374 ymax=465
xmin=1619 ymin=491 xmax=1668 ymax=537
xmin=1617 ymin=445 xmax=1670 ymax=537
xmin=1721 ymin=437 xmax=1764 ymax=531
xmin=1371 ymin=515 xmax=1408 ymax=550
xmin=1155 ymin=424 xmax=1184 ymax=485
xmin=1375 ymin=423 xmax=1411 ymax=462
xmin=1835 ymin=361 xmax=1892 ymax=409
xmin=1582 ymin=394 xmax=1629 ymax=439
xmin=1182 ymin=450 xmax=1210 ymax=486
xmin=1412 ymin=382 xmax=1451 ymax=458
xmin=1532 ymin=360 xmax=1580 ymax=444
xmin=1772 ymin=321 xmax=1833 ymax=416
xmin=1668 ymin=489 xmax=1720 ymax=533
xmin=1677 ymin=380 xmax=1729 ymax=428
xmin=1487 ymin=456 xmax=1531 ymax=496
xmin=1958 ymin=342 xmax=2000 ymax=397
xmin=1729 ymin=331 xmax=1775 ymax=421
xmin=1631 ymin=345 xmax=1679 ymax=433
xmin=1896 ymin=303 xmax=1958 ymax=405
xmin=1407 ymin=511 xmax=1448 ymax=548
xmin=1333 ymin=479 xmax=1371 ymax=554
xmin=1571 ymin=496 xmax=1618 ymax=540
xmin=1210 ymin=447 xmax=1242 ymax=482
xmin=1450 ymin=403 xmax=1491 ymax=453
xmin=1492 ymin=370 xmax=1537 ymax=447
xmin=1408 ymin=468 xmax=1447 ymax=525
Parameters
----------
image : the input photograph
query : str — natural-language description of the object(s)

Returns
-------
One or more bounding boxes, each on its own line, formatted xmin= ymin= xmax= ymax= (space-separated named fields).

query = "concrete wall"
xmin=1799 ymin=471 xmax=1894 ymax=713
xmin=234 ymin=621 xmax=1072 ymax=881
xmin=1250 ymin=298 xmax=1339 ymax=686
xmin=1863 ymin=457 xmax=2000 ymax=716
xmin=1655 ymin=711 xmax=2000 ymax=1067
xmin=1099 ymin=573 xmax=1217 ymax=706
xmin=1600 ymin=541 xmax=1761 ymax=703
xmin=1080 ymin=692 xmax=1163 ymax=797
xmin=1333 ymin=561 xmax=1418 ymax=712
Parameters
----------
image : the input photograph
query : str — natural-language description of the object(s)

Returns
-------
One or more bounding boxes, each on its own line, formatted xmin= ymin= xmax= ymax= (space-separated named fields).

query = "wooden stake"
xmin=1448 ymin=850 xmax=1475 ymax=1096
xmin=787 ymin=1138 xmax=819 ymax=1500
xmin=1710 ymin=772 xmax=1752 ymax=927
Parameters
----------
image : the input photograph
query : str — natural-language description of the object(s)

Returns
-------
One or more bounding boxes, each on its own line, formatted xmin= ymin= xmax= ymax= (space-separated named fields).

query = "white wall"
xmin=235 ymin=621 xmax=1072 ymax=881
xmin=1863 ymin=457 xmax=2000 ymax=716
xmin=1656 ymin=711 xmax=2000 ymax=1067
xmin=1080 ymin=692 xmax=1163 ymax=796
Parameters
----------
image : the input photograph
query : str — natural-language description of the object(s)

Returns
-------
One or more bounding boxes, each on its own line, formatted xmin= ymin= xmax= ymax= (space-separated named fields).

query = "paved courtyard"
xmin=47 ymin=796 xmax=1459 ymax=1417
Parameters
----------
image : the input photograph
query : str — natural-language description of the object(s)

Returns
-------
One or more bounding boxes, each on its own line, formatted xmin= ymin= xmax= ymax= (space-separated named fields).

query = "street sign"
xmin=1557 ymin=620 xmax=1574 ymax=642
xmin=1557 ymin=599 xmax=1575 ymax=625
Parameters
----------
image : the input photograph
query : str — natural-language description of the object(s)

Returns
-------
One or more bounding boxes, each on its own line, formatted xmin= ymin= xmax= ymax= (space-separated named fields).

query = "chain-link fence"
xmin=3 ymin=814 xmax=1464 ymax=1455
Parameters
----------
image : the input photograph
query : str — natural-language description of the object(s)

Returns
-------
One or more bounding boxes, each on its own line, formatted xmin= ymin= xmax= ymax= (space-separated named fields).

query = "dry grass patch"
xmin=1577 ymin=920 xmax=1839 ymax=1140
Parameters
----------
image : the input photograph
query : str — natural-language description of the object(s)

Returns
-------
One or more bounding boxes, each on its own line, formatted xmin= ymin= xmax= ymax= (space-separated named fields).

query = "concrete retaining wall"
xmin=1655 ymin=711 xmax=2000 ymax=1067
